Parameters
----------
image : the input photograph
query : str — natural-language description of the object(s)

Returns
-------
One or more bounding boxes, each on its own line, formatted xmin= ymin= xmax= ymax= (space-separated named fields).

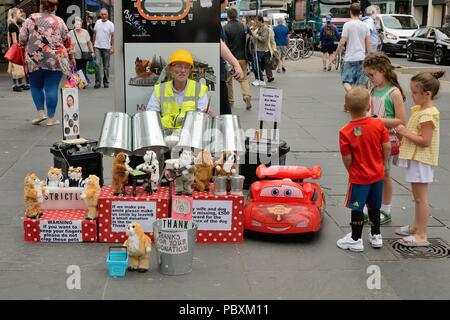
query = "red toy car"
xmin=244 ymin=164 xmax=325 ymax=234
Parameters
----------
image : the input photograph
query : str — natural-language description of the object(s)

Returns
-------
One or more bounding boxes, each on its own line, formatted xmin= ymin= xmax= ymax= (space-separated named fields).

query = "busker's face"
xmin=169 ymin=63 xmax=192 ymax=83
xmin=364 ymin=67 xmax=385 ymax=87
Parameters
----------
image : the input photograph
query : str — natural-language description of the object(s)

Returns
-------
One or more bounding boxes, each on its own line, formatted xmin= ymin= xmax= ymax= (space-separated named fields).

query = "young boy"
xmin=338 ymin=87 xmax=391 ymax=251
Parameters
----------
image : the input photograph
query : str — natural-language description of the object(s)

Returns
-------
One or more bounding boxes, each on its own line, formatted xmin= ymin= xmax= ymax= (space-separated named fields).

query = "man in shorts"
xmin=319 ymin=15 xmax=340 ymax=72
xmin=333 ymin=2 xmax=372 ymax=93
xmin=273 ymin=17 xmax=289 ymax=73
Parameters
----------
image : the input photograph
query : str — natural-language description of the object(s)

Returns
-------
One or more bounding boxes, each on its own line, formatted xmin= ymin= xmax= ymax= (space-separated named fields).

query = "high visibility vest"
xmin=154 ymin=79 xmax=208 ymax=129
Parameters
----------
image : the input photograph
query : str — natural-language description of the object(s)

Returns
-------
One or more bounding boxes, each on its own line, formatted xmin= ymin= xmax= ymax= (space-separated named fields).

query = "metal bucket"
xmin=230 ymin=175 xmax=245 ymax=196
xmin=132 ymin=111 xmax=169 ymax=156
xmin=153 ymin=219 xmax=197 ymax=276
xmin=214 ymin=176 xmax=228 ymax=196
xmin=97 ymin=112 xmax=132 ymax=156
xmin=176 ymin=111 xmax=212 ymax=153
xmin=208 ymin=115 xmax=245 ymax=156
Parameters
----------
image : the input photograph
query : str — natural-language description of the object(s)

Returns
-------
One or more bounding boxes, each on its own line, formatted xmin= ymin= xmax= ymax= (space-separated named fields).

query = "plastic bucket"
xmin=153 ymin=219 xmax=198 ymax=276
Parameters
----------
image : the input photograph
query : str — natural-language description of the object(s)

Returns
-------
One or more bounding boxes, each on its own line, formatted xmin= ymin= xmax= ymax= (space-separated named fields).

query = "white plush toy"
xmin=136 ymin=150 xmax=160 ymax=192
xmin=174 ymin=150 xmax=195 ymax=195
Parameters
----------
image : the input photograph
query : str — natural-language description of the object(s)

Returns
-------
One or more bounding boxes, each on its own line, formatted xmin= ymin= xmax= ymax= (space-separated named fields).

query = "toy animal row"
xmin=24 ymin=171 xmax=101 ymax=220
xmin=46 ymin=166 xmax=85 ymax=188
xmin=112 ymin=150 xmax=240 ymax=196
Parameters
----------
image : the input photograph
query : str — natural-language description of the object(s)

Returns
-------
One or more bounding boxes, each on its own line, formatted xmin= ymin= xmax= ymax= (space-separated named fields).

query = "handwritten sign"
xmin=258 ymin=87 xmax=283 ymax=122
xmin=111 ymin=201 xmax=156 ymax=232
xmin=157 ymin=231 xmax=189 ymax=255
xmin=192 ymin=200 xmax=232 ymax=231
xmin=171 ymin=196 xmax=193 ymax=221
xmin=40 ymin=220 xmax=82 ymax=242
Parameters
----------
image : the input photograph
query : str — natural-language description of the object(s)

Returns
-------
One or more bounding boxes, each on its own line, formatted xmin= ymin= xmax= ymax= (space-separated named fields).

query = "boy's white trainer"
xmin=369 ymin=233 xmax=383 ymax=248
xmin=337 ymin=233 xmax=364 ymax=252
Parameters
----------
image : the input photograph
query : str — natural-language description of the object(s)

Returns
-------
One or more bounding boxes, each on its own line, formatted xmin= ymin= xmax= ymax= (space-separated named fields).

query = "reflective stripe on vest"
xmin=155 ymin=79 xmax=207 ymax=129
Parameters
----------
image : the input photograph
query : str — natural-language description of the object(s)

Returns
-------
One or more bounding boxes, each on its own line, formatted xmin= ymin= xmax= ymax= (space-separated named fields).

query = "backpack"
xmin=244 ymin=24 xmax=256 ymax=62
xmin=323 ymin=24 xmax=334 ymax=40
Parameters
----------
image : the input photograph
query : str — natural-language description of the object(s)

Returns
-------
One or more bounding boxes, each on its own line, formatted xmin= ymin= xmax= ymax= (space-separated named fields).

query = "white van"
xmin=378 ymin=14 xmax=419 ymax=55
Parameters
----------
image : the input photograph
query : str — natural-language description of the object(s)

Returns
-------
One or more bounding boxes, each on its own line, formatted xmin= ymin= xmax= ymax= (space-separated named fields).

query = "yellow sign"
xmin=268 ymin=205 xmax=292 ymax=221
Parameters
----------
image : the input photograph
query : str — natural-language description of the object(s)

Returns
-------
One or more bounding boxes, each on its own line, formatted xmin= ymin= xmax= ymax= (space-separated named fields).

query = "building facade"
xmin=412 ymin=0 xmax=448 ymax=27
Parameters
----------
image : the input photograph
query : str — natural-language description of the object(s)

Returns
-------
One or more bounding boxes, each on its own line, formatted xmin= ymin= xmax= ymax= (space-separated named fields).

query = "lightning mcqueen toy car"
xmin=244 ymin=164 xmax=325 ymax=234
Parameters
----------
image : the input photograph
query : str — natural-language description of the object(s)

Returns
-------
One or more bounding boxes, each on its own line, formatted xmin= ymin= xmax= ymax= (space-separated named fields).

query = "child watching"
xmin=395 ymin=71 xmax=444 ymax=247
xmin=338 ymin=87 xmax=391 ymax=252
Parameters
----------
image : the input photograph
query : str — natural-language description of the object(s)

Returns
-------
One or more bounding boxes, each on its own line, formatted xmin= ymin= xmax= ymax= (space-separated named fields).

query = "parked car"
xmin=407 ymin=27 xmax=450 ymax=65
xmin=378 ymin=14 xmax=419 ymax=55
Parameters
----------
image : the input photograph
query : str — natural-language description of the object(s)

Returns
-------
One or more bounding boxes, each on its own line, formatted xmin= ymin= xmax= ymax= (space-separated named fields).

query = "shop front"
xmin=413 ymin=0 xmax=448 ymax=27
xmin=370 ymin=0 xmax=412 ymax=14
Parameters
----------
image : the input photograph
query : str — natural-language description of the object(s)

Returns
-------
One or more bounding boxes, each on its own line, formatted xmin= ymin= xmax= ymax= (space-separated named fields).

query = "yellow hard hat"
xmin=168 ymin=50 xmax=194 ymax=68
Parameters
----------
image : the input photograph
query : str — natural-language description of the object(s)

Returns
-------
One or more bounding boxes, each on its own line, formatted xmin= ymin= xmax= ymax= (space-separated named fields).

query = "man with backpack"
xmin=319 ymin=15 xmax=340 ymax=72
xmin=224 ymin=7 xmax=252 ymax=110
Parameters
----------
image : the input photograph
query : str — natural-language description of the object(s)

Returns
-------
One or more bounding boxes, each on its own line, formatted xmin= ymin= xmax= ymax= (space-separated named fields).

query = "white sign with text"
xmin=258 ymin=87 xmax=283 ymax=122
xmin=192 ymin=200 xmax=232 ymax=231
xmin=40 ymin=220 xmax=82 ymax=242
xmin=158 ymin=231 xmax=189 ymax=255
xmin=111 ymin=201 xmax=156 ymax=232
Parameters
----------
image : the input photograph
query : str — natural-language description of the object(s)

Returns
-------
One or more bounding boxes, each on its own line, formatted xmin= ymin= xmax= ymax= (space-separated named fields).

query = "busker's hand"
xmin=232 ymin=64 xmax=244 ymax=81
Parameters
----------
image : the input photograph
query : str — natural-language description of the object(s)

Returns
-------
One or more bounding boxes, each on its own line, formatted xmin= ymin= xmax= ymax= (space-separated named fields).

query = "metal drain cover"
xmin=386 ymin=238 xmax=450 ymax=259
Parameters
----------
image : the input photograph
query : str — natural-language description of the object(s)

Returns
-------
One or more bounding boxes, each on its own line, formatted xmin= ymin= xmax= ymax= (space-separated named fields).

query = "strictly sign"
xmin=192 ymin=200 xmax=232 ymax=231
xmin=111 ymin=201 xmax=156 ymax=232
xmin=41 ymin=187 xmax=86 ymax=210
xmin=259 ymin=87 xmax=283 ymax=123
xmin=39 ymin=220 xmax=82 ymax=242
xmin=157 ymin=231 xmax=189 ymax=255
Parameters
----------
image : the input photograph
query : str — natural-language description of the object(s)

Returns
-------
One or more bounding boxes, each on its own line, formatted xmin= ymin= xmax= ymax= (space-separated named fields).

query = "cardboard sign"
xmin=111 ymin=201 xmax=156 ymax=232
xmin=192 ymin=200 xmax=232 ymax=231
xmin=62 ymin=88 xmax=80 ymax=139
xmin=258 ymin=87 xmax=283 ymax=123
xmin=157 ymin=231 xmax=189 ymax=255
xmin=171 ymin=195 xmax=193 ymax=221
xmin=39 ymin=220 xmax=82 ymax=242
xmin=41 ymin=187 xmax=86 ymax=210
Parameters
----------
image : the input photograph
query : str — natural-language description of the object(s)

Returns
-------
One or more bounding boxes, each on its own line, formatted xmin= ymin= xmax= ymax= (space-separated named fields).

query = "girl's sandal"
xmin=398 ymin=235 xmax=430 ymax=247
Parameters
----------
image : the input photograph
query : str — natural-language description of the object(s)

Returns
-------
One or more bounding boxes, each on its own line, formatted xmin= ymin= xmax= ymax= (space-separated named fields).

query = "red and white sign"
xmin=191 ymin=190 xmax=245 ymax=243
xmin=24 ymin=209 xmax=97 ymax=242
xmin=97 ymin=186 xmax=170 ymax=243
xmin=171 ymin=195 xmax=193 ymax=221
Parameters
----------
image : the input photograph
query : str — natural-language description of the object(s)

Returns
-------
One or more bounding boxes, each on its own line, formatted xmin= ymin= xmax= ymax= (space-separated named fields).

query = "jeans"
xmin=341 ymin=60 xmax=368 ymax=86
xmin=253 ymin=51 xmax=266 ymax=81
xmin=95 ymin=48 xmax=110 ymax=85
xmin=28 ymin=69 xmax=63 ymax=118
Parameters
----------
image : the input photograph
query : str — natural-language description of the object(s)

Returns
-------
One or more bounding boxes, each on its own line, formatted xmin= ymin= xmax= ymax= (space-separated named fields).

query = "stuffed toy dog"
xmin=214 ymin=151 xmax=239 ymax=177
xmin=24 ymin=173 xmax=46 ymax=219
xmin=123 ymin=223 xmax=152 ymax=272
xmin=194 ymin=150 xmax=214 ymax=192
xmin=136 ymin=150 xmax=160 ymax=193
xmin=112 ymin=152 xmax=132 ymax=195
xmin=175 ymin=150 xmax=195 ymax=195
xmin=80 ymin=175 xmax=101 ymax=220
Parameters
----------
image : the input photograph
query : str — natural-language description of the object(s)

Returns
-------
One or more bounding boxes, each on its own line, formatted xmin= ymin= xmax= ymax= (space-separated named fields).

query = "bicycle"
xmin=300 ymin=34 xmax=314 ymax=59
xmin=286 ymin=36 xmax=304 ymax=61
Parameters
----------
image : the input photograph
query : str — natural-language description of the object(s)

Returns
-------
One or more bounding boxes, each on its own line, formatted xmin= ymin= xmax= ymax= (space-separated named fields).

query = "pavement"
xmin=0 ymin=54 xmax=449 ymax=300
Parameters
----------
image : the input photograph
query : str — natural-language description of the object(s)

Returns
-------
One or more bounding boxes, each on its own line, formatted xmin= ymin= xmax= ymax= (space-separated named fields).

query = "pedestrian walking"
xmin=19 ymin=0 xmax=74 ymax=126
xmin=273 ymin=17 xmax=289 ymax=73
xmin=337 ymin=87 xmax=391 ymax=252
xmin=251 ymin=16 xmax=271 ymax=86
xmin=319 ymin=15 xmax=340 ymax=72
xmin=363 ymin=52 xmax=406 ymax=224
xmin=69 ymin=17 xmax=94 ymax=81
xmin=265 ymin=17 xmax=276 ymax=83
xmin=395 ymin=71 xmax=444 ymax=247
xmin=86 ymin=15 xmax=95 ymax=40
xmin=361 ymin=6 xmax=379 ymax=53
xmin=7 ymin=8 xmax=28 ymax=92
xmin=92 ymin=8 xmax=114 ymax=88
xmin=224 ymin=7 xmax=252 ymax=110
xmin=333 ymin=2 xmax=372 ymax=93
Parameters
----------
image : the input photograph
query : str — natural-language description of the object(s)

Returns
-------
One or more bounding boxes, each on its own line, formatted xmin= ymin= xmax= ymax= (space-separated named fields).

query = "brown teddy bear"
xmin=123 ymin=223 xmax=152 ymax=272
xmin=194 ymin=150 xmax=214 ymax=192
xmin=80 ymin=175 xmax=101 ymax=220
xmin=112 ymin=152 xmax=132 ymax=196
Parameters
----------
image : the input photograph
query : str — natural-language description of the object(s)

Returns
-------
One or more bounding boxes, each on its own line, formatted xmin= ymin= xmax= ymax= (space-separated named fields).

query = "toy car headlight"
xmin=251 ymin=220 xmax=263 ymax=227
xmin=296 ymin=221 xmax=308 ymax=228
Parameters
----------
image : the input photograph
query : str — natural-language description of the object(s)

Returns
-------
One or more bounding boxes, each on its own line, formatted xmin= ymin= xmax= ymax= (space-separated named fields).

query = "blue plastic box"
xmin=106 ymin=246 xmax=128 ymax=277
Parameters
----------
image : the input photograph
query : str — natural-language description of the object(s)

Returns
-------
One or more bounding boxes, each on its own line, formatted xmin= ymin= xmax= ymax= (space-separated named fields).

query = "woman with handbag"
xmin=19 ymin=0 xmax=75 ymax=126
xmin=7 ymin=8 xmax=28 ymax=92
xmin=69 ymin=17 xmax=94 ymax=81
